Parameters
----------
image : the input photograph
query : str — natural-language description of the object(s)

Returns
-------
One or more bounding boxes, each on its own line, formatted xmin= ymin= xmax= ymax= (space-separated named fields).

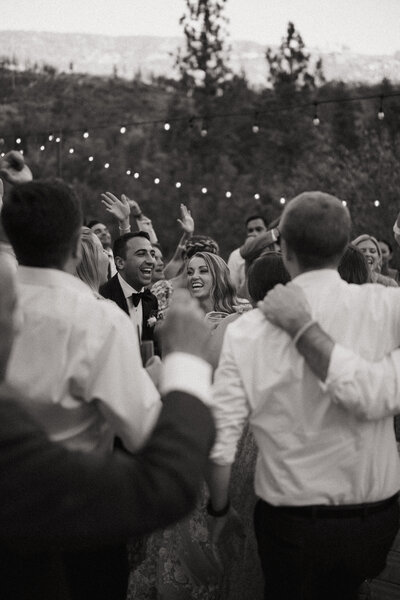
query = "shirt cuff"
xmin=326 ymin=344 xmax=355 ymax=391
xmin=160 ymin=352 xmax=212 ymax=406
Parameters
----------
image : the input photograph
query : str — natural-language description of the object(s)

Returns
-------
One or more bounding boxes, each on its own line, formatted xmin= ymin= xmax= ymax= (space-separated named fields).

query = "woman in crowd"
xmin=352 ymin=234 xmax=398 ymax=286
xmin=187 ymin=251 xmax=250 ymax=331
xmin=76 ymin=227 xmax=109 ymax=294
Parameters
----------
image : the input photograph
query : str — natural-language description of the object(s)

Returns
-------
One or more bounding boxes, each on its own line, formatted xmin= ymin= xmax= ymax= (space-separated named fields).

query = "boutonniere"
xmin=147 ymin=309 xmax=164 ymax=328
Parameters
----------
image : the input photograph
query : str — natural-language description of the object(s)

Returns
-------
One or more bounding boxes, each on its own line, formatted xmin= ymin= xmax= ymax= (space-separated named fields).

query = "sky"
xmin=1 ymin=0 xmax=399 ymax=55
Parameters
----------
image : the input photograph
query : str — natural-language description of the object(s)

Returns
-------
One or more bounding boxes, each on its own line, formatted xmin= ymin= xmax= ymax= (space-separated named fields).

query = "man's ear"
xmin=114 ymin=256 xmax=124 ymax=271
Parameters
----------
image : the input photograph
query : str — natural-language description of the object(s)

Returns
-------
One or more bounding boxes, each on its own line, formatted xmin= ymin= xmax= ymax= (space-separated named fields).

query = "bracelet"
xmin=206 ymin=499 xmax=230 ymax=518
xmin=119 ymin=225 xmax=131 ymax=234
xmin=292 ymin=320 xmax=317 ymax=346
xmin=393 ymin=222 xmax=400 ymax=236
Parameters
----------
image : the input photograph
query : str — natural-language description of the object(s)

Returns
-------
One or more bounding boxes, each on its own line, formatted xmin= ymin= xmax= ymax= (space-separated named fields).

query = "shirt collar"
xmin=17 ymin=266 xmax=93 ymax=294
xmin=117 ymin=273 xmax=143 ymax=298
xmin=292 ymin=268 xmax=342 ymax=289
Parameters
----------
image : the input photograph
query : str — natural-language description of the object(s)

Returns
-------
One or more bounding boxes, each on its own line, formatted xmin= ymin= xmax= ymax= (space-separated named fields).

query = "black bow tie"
xmin=131 ymin=290 xmax=151 ymax=307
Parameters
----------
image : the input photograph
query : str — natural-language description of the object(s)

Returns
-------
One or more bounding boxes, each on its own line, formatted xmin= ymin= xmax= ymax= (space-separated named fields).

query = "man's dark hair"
xmin=113 ymin=231 xmax=150 ymax=260
xmin=280 ymin=191 xmax=351 ymax=269
xmin=378 ymin=239 xmax=393 ymax=254
xmin=1 ymin=180 xmax=83 ymax=268
xmin=245 ymin=215 xmax=267 ymax=228
xmin=338 ymin=244 xmax=370 ymax=285
xmin=247 ymin=252 xmax=290 ymax=303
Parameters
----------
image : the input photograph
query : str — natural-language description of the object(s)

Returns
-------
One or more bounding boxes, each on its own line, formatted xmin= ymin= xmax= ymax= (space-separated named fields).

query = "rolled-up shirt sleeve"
xmin=326 ymin=344 xmax=400 ymax=420
xmin=209 ymin=333 xmax=250 ymax=465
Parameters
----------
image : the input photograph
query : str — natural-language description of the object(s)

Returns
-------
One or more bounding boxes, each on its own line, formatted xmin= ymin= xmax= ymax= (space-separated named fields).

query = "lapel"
xmin=101 ymin=275 xmax=129 ymax=316
xmin=141 ymin=292 xmax=157 ymax=341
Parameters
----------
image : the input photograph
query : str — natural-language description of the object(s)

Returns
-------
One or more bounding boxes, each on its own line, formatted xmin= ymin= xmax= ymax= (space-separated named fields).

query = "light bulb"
xmin=69 ymin=148 xmax=74 ymax=154
xmin=164 ymin=123 xmax=170 ymax=131
xmin=55 ymin=137 xmax=61 ymax=143
xmin=88 ymin=156 xmax=94 ymax=162
xmin=40 ymin=145 xmax=45 ymax=151
xmin=374 ymin=200 xmax=380 ymax=207
xmin=378 ymin=110 xmax=385 ymax=121
xmin=126 ymin=170 xmax=131 ymax=175
xmin=175 ymin=182 xmax=181 ymax=188
xmin=83 ymin=131 xmax=89 ymax=139
xmin=252 ymin=124 xmax=259 ymax=134
xmin=225 ymin=191 xmax=232 ymax=198
xmin=16 ymin=137 xmax=21 ymax=144
xmin=120 ymin=126 xmax=126 ymax=134
xmin=134 ymin=172 xmax=140 ymax=179
xmin=104 ymin=162 xmax=110 ymax=169
xmin=254 ymin=193 xmax=260 ymax=200
xmin=313 ymin=116 xmax=320 ymax=127
xmin=154 ymin=178 xmax=160 ymax=184
xmin=48 ymin=134 xmax=54 ymax=141
xmin=280 ymin=197 xmax=286 ymax=205
xmin=201 ymin=187 xmax=207 ymax=194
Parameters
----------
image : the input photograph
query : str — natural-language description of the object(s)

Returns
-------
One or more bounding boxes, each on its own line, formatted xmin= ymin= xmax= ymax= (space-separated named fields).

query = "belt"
xmin=262 ymin=493 xmax=399 ymax=519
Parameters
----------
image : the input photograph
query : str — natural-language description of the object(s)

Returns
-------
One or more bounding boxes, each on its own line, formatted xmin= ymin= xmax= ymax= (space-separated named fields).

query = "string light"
xmin=280 ymin=197 xmax=286 ymax=205
xmin=68 ymin=148 xmax=74 ymax=154
xmin=225 ymin=191 xmax=232 ymax=198
xmin=126 ymin=169 xmax=131 ymax=175
xmin=154 ymin=177 xmax=160 ymax=184
xmin=83 ymin=130 xmax=89 ymax=139
xmin=252 ymin=124 xmax=260 ymax=134
xmin=133 ymin=172 xmax=140 ymax=179
xmin=374 ymin=199 xmax=380 ymax=207
xmin=40 ymin=145 xmax=45 ymax=151
xmin=312 ymin=102 xmax=320 ymax=127
xmin=88 ymin=156 xmax=94 ymax=162
xmin=254 ymin=193 xmax=260 ymax=200
xmin=378 ymin=96 xmax=385 ymax=120
xmin=48 ymin=134 xmax=54 ymax=141
xmin=175 ymin=181 xmax=182 ymax=188
xmin=104 ymin=162 xmax=110 ymax=169
xmin=201 ymin=119 xmax=208 ymax=137
xmin=16 ymin=137 xmax=21 ymax=144
xmin=0 ymin=152 xmax=4 ymax=157
xmin=164 ymin=122 xmax=170 ymax=131
xmin=342 ymin=200 xmax=347 ymax=207
xmin=19 ymin=149 xmax=24 ymax=155
xmin=120 ymin=126 xmax=126 ymax=134
xmin=201 ymin=187 xmax=207 ymax=194
xmin=55 ymin=137 xmax=61 ymax=143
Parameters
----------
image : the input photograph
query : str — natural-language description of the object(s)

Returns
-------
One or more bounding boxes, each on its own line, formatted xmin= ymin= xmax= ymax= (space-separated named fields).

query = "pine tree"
xmin=176 ymin=0 xmax=231 ymax=98
xmin=266 ymin=22 xmax=324 ymax=92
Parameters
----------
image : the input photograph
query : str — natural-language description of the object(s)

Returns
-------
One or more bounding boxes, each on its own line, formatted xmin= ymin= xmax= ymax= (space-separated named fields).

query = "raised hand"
xmin=0 ymin=151 xmax=33 ymax=185
xmin=159 ymin=289 xmax=210 ymax=362
xmin=101 ymin=192 xmax=131 ymax=223
xmin=177 ymin=203 xmax=194 ymax=235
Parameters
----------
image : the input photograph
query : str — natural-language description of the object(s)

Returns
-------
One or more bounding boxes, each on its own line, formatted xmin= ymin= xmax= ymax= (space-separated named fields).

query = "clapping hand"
xmin=0 ymin=150 xmax=33 ymax=185
xmin=177 ymin=203 xmax=194 ymax=235
xmin=101 ymin=192 xmax=131 ymax=223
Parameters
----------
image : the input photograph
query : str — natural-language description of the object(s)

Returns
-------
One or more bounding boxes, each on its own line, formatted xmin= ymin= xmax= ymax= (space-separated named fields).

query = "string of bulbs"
xmin=0 ymin=89 xmax=398 ymax=209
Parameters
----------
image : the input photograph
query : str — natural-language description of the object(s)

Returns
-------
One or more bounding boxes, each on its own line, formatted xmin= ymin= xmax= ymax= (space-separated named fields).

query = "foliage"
xmin=0 ymin=25 xmax=399 ymax=265
xmin=266 ymin=22 xmax=325 ymax=93
xmin=175 ymin=0 xmax=231 ymax=101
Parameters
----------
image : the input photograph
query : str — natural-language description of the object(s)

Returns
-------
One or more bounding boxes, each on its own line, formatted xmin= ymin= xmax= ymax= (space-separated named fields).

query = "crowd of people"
xmin=0 ymin=149 xmax=400 ymax=600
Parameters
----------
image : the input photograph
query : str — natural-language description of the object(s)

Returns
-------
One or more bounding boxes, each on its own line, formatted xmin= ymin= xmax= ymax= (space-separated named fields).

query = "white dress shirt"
xmin=227 ymin=247 xmax=245 ymax=292
xmin=6 ymin=267 xmax=212 ymax=455
xmin=117 ymin=273 xmax=144 ymax=339
xmin=211 ymin=269 xmax=400 ymax=506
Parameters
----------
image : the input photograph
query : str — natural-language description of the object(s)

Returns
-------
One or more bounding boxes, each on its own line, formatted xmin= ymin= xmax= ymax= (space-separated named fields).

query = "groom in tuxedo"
xmin=100 ymin=231 xmax=158 ymax=342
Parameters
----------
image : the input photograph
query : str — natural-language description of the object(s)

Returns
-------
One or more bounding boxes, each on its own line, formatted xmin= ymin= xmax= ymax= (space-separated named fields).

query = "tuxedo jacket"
xmin=100 ymin=274 xmax=158 ymax=342
xmin=0 ymin=391 xmax=215 ymax=600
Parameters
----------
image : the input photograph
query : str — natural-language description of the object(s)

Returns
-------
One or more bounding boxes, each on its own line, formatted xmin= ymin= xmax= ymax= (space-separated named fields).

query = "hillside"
xmin=0 ymin=30 xmax=399 ymax=86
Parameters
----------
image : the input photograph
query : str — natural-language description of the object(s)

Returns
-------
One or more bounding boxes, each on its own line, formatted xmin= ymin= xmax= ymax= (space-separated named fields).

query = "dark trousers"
xmin=254 ymin=495 xmax=399 ymax=600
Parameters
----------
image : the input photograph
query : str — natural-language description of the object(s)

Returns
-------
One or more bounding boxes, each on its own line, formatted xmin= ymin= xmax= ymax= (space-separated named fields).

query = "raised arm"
xmin=163 ymin=203 xmax=194 ymax=279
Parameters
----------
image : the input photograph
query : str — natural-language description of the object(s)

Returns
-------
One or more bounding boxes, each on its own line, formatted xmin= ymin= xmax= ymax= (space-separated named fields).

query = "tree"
xmin=266 ymin=22 xmax=325 ymax=92
xmin=175 ymin=0 xmax=231 ymax=99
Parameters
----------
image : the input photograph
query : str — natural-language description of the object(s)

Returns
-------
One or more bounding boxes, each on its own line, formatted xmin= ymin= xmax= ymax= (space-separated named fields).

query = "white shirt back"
xmin=211 ymin=269 xmax=400 ymax=505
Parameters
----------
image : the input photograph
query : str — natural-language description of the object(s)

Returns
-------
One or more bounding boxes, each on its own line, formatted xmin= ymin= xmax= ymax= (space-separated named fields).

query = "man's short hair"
xmin=1 ymin=180 xmax=83 ymax=268
xmin=113 ymin=231 xmax=150 ymax=260
xmin=245 ymin=215 xmax=267 ymax=228
xmin=280 ymin=191 xmax=351 ymax=269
